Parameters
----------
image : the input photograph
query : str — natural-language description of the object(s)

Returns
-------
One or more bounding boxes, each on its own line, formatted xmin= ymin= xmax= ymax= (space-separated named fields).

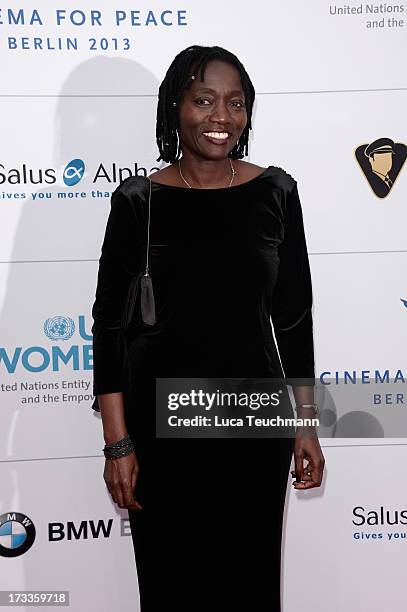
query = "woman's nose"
xmin=208 ymin=102 xmax=229 ymax=123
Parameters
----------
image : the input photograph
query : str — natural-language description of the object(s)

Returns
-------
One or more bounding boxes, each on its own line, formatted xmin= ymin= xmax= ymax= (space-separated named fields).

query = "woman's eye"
xmin=194 ymin=98 xmax=245 ymax=108
xmin=195 ymin=98 xmax=211 ymax=106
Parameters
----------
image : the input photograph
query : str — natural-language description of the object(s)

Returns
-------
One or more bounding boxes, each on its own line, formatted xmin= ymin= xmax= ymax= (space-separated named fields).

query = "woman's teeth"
xmin=203 ymin=132 xmax=229 ymax=140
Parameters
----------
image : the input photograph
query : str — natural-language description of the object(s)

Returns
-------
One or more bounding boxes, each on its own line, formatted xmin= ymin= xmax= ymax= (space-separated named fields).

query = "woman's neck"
xmin=176 ymin=155 xmax=234 ymax=188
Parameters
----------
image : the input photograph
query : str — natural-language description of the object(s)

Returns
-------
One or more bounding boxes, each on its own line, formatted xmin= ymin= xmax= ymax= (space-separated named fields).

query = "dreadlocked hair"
xmin=156 ymin=45 xmax=256 ymax=163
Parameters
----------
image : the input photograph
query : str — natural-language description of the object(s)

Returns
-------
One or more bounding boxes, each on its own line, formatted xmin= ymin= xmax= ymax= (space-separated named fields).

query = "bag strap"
xmin=144 ymin=177 xmax=152 ymax=278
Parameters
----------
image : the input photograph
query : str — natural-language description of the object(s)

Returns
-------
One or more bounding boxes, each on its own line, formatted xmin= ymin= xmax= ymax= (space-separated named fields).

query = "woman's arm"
xmin=98 ymin=392 xmax=128 ymax=444
xmin=270 ymin=180 xmax=314 ymax=385
xmin=270 ymin=177 xmax=325 ymax=489
xmin=91 ymin=183 xmax=143 ymax=510
xmin=91 ymin=185 xmax=141 ymax=434
xmin=92 ymin=187 xmax=139 ymax=391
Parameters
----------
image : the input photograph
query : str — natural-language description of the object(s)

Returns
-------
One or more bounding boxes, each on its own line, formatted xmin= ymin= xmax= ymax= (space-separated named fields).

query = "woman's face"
xmin=178 ymin=60 xmax=248 ymax=161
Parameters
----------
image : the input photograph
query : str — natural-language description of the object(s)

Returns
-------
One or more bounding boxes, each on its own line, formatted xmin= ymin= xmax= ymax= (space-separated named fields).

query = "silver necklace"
xmin=178 ymin=158 xmax=236 ymax=188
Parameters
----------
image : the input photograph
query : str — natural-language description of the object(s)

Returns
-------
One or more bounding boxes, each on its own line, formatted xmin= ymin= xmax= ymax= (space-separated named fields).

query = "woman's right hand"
xmin=103 ymin=451 xmax=142 ymax=511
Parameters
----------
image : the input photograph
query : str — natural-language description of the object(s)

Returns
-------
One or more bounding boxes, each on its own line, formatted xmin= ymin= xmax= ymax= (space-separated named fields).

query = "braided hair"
xmin=156 ymin=45 xmax=256 ymax=163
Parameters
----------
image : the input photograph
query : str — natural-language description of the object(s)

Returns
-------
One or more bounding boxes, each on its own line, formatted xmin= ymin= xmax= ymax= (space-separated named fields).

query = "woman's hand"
xmin=103 ymin=451 xmax=142 ymax=511
xmin=291 ymin=429 xmax=325 ymax=489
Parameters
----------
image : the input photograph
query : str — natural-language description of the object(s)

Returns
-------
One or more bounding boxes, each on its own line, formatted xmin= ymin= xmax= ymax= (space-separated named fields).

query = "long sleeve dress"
xmin=91 ymin=165 xmax=315 ymax=612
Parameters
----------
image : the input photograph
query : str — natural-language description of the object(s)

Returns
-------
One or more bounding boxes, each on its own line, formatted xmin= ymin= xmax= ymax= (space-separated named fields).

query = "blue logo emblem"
xmin=0 ymin=512 xmax=36 ymax=557
xmin=44 ymin=316 xmax=75 ymax=341
xmin=63 ymin=158 xmax=85 ymax=186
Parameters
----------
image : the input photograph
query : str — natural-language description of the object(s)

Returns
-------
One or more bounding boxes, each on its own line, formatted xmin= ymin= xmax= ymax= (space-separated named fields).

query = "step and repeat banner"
xmin=0 ymin=1 xmax=406 ymax=610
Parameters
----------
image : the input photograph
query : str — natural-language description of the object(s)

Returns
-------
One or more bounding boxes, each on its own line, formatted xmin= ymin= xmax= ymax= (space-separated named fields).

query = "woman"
xmin=91 ymin=45 xmax=325 ymax=612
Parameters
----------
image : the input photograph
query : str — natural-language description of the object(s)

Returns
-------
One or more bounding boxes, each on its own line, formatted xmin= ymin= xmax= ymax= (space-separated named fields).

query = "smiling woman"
xmin=91 ymin=44 xmax=324 ymax=612
xmin=154 ymin=46 xmax=256 ymax=186
xmin=177 ymin=61 xmax=248 ymax=162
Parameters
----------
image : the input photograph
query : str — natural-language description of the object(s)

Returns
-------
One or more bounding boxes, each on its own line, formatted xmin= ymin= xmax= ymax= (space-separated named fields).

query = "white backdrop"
xmin=0 ymin=1 xmax=406 ymax=610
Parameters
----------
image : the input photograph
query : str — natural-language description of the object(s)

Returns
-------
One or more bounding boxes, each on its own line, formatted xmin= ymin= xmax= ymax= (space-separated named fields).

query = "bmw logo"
xmin=0 ymin=512 xmax=36 ymax=557
xmin=63 ymin=158 xmax=85 ymax=186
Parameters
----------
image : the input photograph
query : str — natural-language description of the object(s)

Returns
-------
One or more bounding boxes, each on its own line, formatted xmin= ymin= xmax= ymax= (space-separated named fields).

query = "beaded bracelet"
xmin=103 ymin=435 xmax=135 ymax=460
xmin=103 ymin=444 xmax=135 ymax=459
xmin=104 ymin=435 xmax=133 ymax=449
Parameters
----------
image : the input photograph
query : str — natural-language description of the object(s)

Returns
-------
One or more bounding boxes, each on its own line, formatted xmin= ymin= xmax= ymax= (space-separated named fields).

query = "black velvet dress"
xmin=91 ymin=165 xmax=315 ymax=612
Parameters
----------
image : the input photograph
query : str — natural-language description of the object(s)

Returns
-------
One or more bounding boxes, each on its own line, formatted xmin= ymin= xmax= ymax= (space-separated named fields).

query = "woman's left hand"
xmin=291 ymin=430 xmax=325 ymax=489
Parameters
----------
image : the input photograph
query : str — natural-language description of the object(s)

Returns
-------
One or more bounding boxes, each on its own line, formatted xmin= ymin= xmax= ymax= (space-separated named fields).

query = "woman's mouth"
xmin=202 ymin=131 xmax=230 ymax=145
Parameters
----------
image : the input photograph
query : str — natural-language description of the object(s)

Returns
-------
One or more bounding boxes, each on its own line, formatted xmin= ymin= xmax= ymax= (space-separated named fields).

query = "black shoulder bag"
xmin=121 ymin=177 xmax=156 ymax=331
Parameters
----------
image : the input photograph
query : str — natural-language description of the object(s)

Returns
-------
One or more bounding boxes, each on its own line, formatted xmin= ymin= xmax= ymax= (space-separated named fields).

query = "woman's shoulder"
xmin=234 ymin=160 xmax=297 ymax=192
xmin=112 ymin=174 xmax=150 ymax=202
xmin=260 ymin=164 xmax=297 ymax=193
xmin=111 ymin=163 xmax=297 ymax=198
xmin=108 ymin=176 xmax=151 ymax=227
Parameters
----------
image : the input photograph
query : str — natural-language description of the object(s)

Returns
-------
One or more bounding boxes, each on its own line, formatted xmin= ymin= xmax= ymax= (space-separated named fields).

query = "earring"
xmin=174 ymin=129 xmax=180 ymax=158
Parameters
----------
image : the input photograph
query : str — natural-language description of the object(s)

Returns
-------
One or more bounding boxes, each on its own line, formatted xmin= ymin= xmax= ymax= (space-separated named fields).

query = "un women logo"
xmin=44 ymin=316 xmax=75 ymax=341
xmin=63 ymin=158 xmax=85 ymax=186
